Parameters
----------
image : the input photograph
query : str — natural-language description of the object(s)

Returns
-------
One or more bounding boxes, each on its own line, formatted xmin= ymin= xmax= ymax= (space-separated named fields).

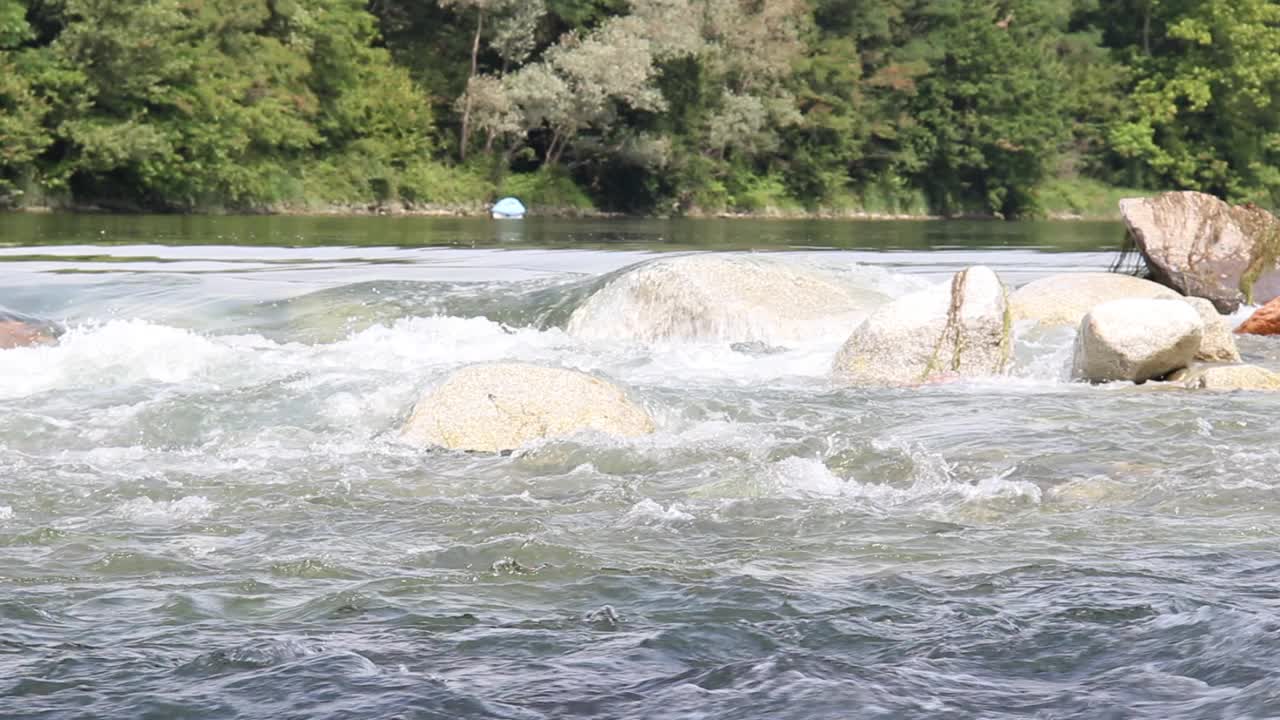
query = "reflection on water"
xmin=1 ymin=214 xmax=1277 ymax=720
xmin=0 ymin=211 xmax=1124 ymax=251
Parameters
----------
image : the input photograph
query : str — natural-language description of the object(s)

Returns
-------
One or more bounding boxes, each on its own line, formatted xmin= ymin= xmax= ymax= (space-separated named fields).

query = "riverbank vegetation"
xmin=1 ymin=0 xmax=1277 ymax=218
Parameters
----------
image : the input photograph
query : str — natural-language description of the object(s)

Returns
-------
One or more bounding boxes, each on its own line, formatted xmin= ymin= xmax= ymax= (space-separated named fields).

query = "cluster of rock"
xmin=1012 ymin=274 xmax=1280 ymax=388
xmin=1116 ymin=188 xmax=1280 ymax=342
xmin=398 ymin=246 xmax=1280 ymax=452
xmin=8 ymin=195 xmax=1280 ymax=456
xmin=394 ymin=201 xmax=1280 ymax=454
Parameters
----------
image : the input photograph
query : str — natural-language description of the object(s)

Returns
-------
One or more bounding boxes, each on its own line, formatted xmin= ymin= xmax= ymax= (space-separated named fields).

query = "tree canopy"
xmin=0 ymin=0 xmax=1276 ymax=216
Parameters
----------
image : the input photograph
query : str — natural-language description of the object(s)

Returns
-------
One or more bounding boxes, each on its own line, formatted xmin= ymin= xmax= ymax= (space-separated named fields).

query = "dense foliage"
xmin=0 ymin=0 xmax=1276 ymax=216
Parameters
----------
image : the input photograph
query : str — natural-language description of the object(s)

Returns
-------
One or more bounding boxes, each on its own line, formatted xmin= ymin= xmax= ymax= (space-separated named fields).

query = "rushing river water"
xmin=2 ymin=213 xmax=1278 ymax=719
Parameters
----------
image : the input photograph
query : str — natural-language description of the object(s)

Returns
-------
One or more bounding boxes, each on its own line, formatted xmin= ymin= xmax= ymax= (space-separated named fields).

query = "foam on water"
xmin=1008 ymin=321 xmax=1076 ymax=382
xmin=765 ymin=456 xmax=852 ymax=498
xmin=114 ymin=496 xmax=217 ymax=524
xmin=624 ymin=498 xmax=696 ymax=526
xmin=318 ymin=315 xmax=575 ymax=374
xmin=1226 ymin=302 xmax=1258 ymax=327
xmin=0 ymin=320 xmax=243 ymax=398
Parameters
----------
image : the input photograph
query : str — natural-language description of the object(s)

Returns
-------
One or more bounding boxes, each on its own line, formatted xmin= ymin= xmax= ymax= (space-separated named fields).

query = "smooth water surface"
xmin=1 ymin=214 xmax=1278 ymax=720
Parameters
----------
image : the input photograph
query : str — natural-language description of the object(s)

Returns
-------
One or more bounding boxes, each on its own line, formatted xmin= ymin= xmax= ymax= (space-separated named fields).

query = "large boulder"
xmin=401 ymin=363 xmax=654 ymax=452
xmin=1009 ymin=272 xmax=1180 ymax=327
xmin=566 ymin=254 xmax=890 ymax=344
xmin=1181 ymin=364 xmax=1280 ymax=391
xmin=1235 ymin=296 xmax=1280 ymax=336
xmin=1182 ymin=296 xmax=1240 ymax=362
xmin=832 ymin=266 xmax=1011 ymax=385
xmin=1071 ymin=298 xmax=1203 ymax=383
xmin=1119 ymin=191 xmax=1280 ymax=313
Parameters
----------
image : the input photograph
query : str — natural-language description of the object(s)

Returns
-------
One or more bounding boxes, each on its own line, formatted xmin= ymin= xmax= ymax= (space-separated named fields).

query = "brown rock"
xmin=1235 ymin=296 xmax=1280 ymax=336
xmin=0 ymin=320 xmax=58 ymax=349
xmin=1119 ymin=191 xmax=1280 ymax=313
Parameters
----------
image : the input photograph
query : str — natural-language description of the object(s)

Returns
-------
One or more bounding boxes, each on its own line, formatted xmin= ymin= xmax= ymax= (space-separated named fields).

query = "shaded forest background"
xmin=0 ymin=0 xmax=1277 ymax=217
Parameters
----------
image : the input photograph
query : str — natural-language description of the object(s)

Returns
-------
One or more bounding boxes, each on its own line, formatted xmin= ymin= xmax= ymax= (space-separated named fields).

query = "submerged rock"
xmin=833 ymin=266 xmax=1011 ymax=385
xmin=1181 ymin=297 xmax=1240 ymax=362
xmin=1235 ymin=296 xmax=1280 ymax=336
xmin=1009 ymin=272 xmax=1179 ymax=327
xmin=729 ymin=340 xmax=787 ymax=356
xmin=566 ymin=254 xmax=889 ymax=344
xmin=0 ymin=309 xmax=61 ymax=349
xmin=401 ymin=363 xmax=654 ymax=452
xmin=1071 ymin=298 xmax=1202 ymax=383
xmin=1180 ymin=364 xmax=1280 ymax=391
xmin=1119 ymin=191 xmax=1280 ymax=313
xmin=0 ymin=321 xmax=58 ymax=349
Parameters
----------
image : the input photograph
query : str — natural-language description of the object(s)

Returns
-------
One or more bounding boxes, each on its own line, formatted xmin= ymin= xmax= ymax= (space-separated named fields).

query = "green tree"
xmin=1105 ymin=0 xmax=1280 ymax=204
xmin=783 ymin=0 xmax=871 ymax=206
xmin=5 ymin=0 xmax=433 ymax=208
xmin=5 ymin=0 xmax=1273 ymax=216
xmin=0 ymin=1 xmax=52 ymax=197
xmin=904 ymin=2 xmax=1070 ymax=216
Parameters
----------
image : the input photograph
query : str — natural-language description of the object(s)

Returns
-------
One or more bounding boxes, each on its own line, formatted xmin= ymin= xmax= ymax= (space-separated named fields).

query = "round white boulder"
xmin=566 ymin=254 xmax=889 ymax=344
xmin=1071 ymin=299 xmax=1203 ymax=383
xmin=401 ymin=363 xmax=655 ymax=452
xmin=1009 ymin=272 xmax=1179 ymax=327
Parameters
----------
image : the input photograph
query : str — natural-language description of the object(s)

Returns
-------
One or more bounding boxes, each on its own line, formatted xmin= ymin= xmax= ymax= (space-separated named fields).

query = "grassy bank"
xmin=1037 ymin=177 xmax=1156 ymax=219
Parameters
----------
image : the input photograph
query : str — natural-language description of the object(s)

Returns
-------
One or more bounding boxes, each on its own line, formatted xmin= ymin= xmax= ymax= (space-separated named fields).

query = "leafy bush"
xmin=499 ymin=167 xmax=593 ymax=212
xmin=727 ymin=173 xmax=802 ymax=214
xmin=398 ymin=162 xmax=493 ymax=206
xmin=1037 ymin=177 xmax=1155 ymax=218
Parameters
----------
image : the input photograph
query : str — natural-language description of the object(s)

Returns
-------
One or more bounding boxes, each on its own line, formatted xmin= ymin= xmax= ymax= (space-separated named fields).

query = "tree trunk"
xmin=546 ymin=130 xmax=564 ymax=166
xmin=1142 ymin=1 xmax=1151 ymax=56
xmin=459 ymin=9 xmax=484 ymax=162
xmin=482 ymin=58 xmax=509 ymax=155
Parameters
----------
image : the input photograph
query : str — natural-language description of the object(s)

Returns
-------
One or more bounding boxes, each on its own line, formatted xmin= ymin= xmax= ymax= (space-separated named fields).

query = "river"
xmin=2 ymin=214 xmax=1277 ymax=719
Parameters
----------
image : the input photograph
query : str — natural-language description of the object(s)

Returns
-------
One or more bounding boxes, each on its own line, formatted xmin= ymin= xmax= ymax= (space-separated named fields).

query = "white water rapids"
xmin=2 ymin=226 xmax=1279 ymax=720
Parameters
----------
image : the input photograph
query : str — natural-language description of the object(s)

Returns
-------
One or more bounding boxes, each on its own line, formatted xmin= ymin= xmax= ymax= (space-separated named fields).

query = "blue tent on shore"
xmin=491 ymin=197 xmax=526 ymax=219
